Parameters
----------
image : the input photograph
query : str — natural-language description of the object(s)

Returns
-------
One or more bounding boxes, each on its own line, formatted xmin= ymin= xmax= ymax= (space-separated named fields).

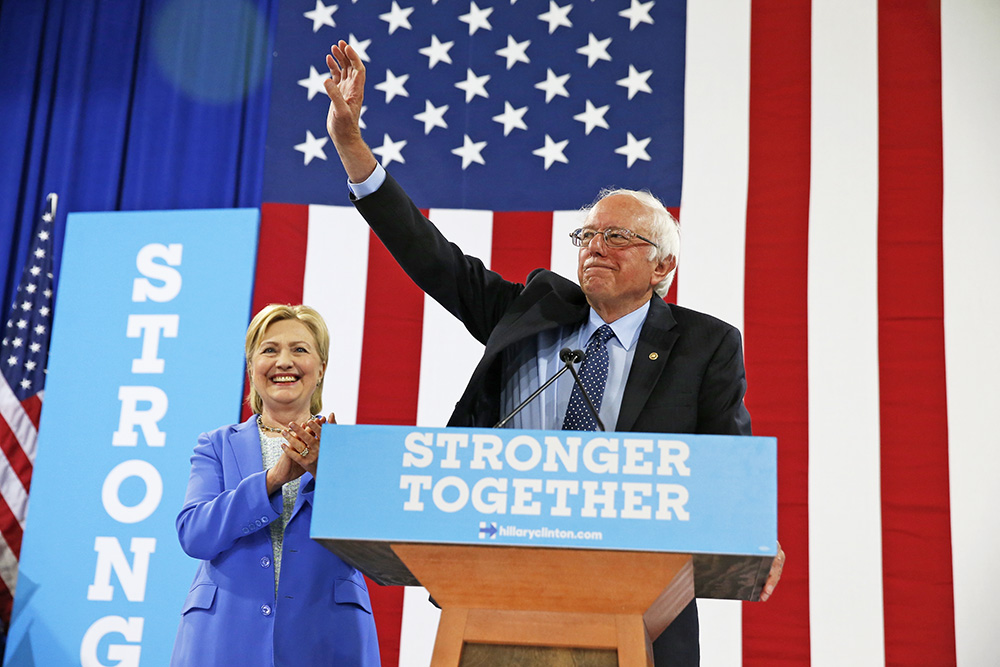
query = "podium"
xmin=312 ymin=425 xmax=777 ymax=666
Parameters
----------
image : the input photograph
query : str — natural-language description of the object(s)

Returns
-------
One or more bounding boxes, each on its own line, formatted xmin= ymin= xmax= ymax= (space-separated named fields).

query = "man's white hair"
xmin=584 ymin=188 xmax=681 ymax=297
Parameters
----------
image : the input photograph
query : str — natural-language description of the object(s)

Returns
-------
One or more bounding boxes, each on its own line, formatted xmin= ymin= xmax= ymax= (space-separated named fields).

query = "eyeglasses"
xmin=569 ymin=227 xmax=659 ymax=248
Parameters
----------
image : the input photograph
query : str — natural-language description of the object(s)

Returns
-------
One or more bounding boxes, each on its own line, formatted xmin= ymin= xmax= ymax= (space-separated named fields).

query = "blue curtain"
xmin=0 ymin=0 xmax=275 ymax=310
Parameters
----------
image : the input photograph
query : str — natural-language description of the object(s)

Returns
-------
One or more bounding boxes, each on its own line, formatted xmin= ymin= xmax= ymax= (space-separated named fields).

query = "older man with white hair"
xmin=322 ymin=40 xmax=783 ymax=667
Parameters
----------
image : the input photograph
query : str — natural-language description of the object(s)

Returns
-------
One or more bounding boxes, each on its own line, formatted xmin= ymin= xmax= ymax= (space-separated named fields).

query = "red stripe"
xmin=252 ymin=203 xmax=309 ymax=310
xmin=355 ymin=228 xmax=424 ymax=428
xmin=491 ymin=211 xmax=554 ymax=281
xmin=355 ymin=215 xmax=428 ymax=667
xmin=877 ymin=2 xmax=956 ymax=664
xmin=0 ymin=492 xmax=23 ymax=556
xmin=0 ymin=578 xmax=12 ymax=627
xmin=1 ymin=488 xmax=23 ymax=625
xmin=22 ymin=394 xmax=41 ymax=430
xmin=742 ymin=1 xmax=812 ymax=664
xmin=0 ymin=418 xmax=33 ymax=491
xmin=241 ymin=203 xmax=309 ymax=421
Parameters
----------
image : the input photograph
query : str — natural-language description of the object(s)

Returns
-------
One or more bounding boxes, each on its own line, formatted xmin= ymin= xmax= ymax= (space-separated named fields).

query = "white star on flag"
xmin=372 ymin=133 xmax=407 ymax=167
xmin=538 ymin=1 xmax=573 ymax=34
xmin=455 ymin=69 xmax=490 ymax=102
xmin=375 ymin=69 xmax=410 ymax=103
xmin=495 ymin=35 xmax=531 ymax=70
xmin=297 ymin=66 xmax=329 ymax=101
xmin=379 ymin=1 xmax=414 ymax=35
xmin=459 ymin=2 xmax=494 ymax=35
xmin=615 ymin=131 xmax=651 ymax=167
xmin=451 ymin=135 xmax=487 ymax=169
xmin=619 ymin=0 xmax=655 ymax=31
xmin=535 ymin=69 xmax=570 ymax=103
xmin=303 ymin=1 xmax=337 ymax=33
xmin=577 ymin=33 xmax=612 ymax=68
xmin=419 ymin=35 xmax=454 ymax=69
xmin=293 ymin=130 xmax=328 ymax=165
xmin=492 ymin=101 xmax=529 ymax=136
xmin=414 ymin=100 xmax=449 ymax=134
xmin=532 ymin=134 xmax=569 ymax=169
xmin=616 ymin=64 xmax=652 ymax=100
xmin=347 ymin=33 xmax=371 ymax=62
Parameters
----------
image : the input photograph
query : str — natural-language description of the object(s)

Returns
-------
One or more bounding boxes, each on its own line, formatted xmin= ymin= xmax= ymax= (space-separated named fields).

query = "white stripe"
xmin=415 ymin=209 xmax=491 ymax=428
xmin=304 ymin=205 xmax=371 ymax=426
xmin=0 ymin=447 xmax=28 ymax=528
xmin=941 ymin=2 xmax=1000 ymax=664
xmin=0 ymin=377 xmax=31 ymax=526
xmin=678 ymin=1 xmax=751 ymax=664
xmin=401 ymin=210 xmax=494 ymax=661
xmin=0 ymin=530 xmax=19 ymax=593
xmin=550 ymin=210 xmax=585 ymax=283
xmin=0 ymin=372 xmax=38 ymax=461
xmin=398 ymin=586 xmax=441 ymax=667
xmin=807 ymin=1 xmax=885 ymax=665
xmin=677 ymin=0 xmax=749 ymax=332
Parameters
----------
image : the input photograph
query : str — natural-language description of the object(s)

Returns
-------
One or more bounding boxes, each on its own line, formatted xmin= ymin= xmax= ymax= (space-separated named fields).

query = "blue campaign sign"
xmin=313 ymin=425 xmax=777 ymax=558
xmin=5 ymin=210 xmax=258 ymax=666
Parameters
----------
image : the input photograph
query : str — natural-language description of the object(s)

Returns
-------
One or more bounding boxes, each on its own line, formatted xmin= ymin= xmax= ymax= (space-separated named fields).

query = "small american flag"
xmin=0 ymin=193 xmax=57 ymax=627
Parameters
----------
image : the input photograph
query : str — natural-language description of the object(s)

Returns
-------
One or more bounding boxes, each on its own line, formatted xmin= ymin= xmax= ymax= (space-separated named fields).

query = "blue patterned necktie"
xmin=562 ymin=324 xmax=615 ymax=431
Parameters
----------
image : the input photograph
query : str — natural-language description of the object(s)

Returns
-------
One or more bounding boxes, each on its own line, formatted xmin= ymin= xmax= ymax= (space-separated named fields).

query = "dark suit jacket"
xmin=353 ymin=172 xmax=753 ymax=666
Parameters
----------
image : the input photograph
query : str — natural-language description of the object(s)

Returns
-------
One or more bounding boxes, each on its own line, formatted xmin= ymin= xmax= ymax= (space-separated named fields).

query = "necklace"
xmin=257 ymin=416 xmax=284 ymax=434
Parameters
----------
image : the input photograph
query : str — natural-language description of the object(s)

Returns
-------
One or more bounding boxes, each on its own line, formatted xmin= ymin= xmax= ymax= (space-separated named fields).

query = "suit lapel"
xmin=475 ymin=290 xmax=589 ymax=380
xmin=489 ymin=290 xmax=589 ymax=351
xmin=617 ymin=299 xmax=679 ymax=432
xmin=232 ymin=415 xmax=314 ymax=520
xmin=229 ymin=416 xmax=263 ymax=481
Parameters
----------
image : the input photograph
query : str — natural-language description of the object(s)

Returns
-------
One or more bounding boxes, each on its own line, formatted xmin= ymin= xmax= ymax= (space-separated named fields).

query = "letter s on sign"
xmin=402 ymin=432 xmax=434 ymax=468
xmin=132 ymin=243 xmax=182 ymax=302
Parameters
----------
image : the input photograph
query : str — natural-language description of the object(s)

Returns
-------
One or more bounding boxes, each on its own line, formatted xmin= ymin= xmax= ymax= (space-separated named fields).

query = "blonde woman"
xmin=170 ymin=304 xmax=379 ymax=666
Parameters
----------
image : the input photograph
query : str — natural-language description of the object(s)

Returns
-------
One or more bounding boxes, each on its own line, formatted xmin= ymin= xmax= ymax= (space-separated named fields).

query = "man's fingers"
xmin=343 ymin=42 xmax=364 ymax=72
xmin=326 ymin=53 xmax=340 ymax=82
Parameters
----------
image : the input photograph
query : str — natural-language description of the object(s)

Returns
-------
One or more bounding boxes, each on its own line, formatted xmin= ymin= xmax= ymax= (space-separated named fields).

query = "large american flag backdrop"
xmin=259 ymin=1 xmax=999 ymax=666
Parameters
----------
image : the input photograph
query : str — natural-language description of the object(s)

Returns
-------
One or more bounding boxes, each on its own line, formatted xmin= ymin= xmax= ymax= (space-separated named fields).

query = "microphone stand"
xmin=563 ymin=359 xmax=606 ymax=432
xmin=493 ymin=348 xmax=585 ymax=428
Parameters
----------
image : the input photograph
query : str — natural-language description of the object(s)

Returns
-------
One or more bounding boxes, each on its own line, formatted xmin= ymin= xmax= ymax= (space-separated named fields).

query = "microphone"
xmin=560 ymin=348 xmax=584 ymax=364
xmin=493 ymin=348 xmax=585 ymax=428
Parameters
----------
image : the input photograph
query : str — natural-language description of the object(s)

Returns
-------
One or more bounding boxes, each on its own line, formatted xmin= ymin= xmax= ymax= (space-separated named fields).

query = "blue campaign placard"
xmin=313 ymin=425 xmax=777 ymax=558
xmin=5 ymin=210 xmax=257 ymax=667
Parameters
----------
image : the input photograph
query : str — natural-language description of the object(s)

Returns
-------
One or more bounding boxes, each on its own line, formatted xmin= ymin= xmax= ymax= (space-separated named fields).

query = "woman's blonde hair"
xmin=245 ymin=304 xmax=330 ymax=415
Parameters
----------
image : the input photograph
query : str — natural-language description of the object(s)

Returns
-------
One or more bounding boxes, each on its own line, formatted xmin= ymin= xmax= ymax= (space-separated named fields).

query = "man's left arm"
xmin=697 ymin=324 xmax=784 ymax=600
xmin=696 ymin=326 xmax=752 ymax=436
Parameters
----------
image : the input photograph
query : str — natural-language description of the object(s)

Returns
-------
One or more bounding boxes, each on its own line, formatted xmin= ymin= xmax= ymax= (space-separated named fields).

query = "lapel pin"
xmin=649 ymin=352 xmax=659 ymax=360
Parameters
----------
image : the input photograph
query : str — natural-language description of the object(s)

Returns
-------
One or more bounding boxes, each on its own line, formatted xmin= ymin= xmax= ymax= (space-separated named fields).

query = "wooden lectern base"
xmin=460 ymin=643 xmax=617 ymax=666
xmin=392 ymin=544 xmax=694 ymax=667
